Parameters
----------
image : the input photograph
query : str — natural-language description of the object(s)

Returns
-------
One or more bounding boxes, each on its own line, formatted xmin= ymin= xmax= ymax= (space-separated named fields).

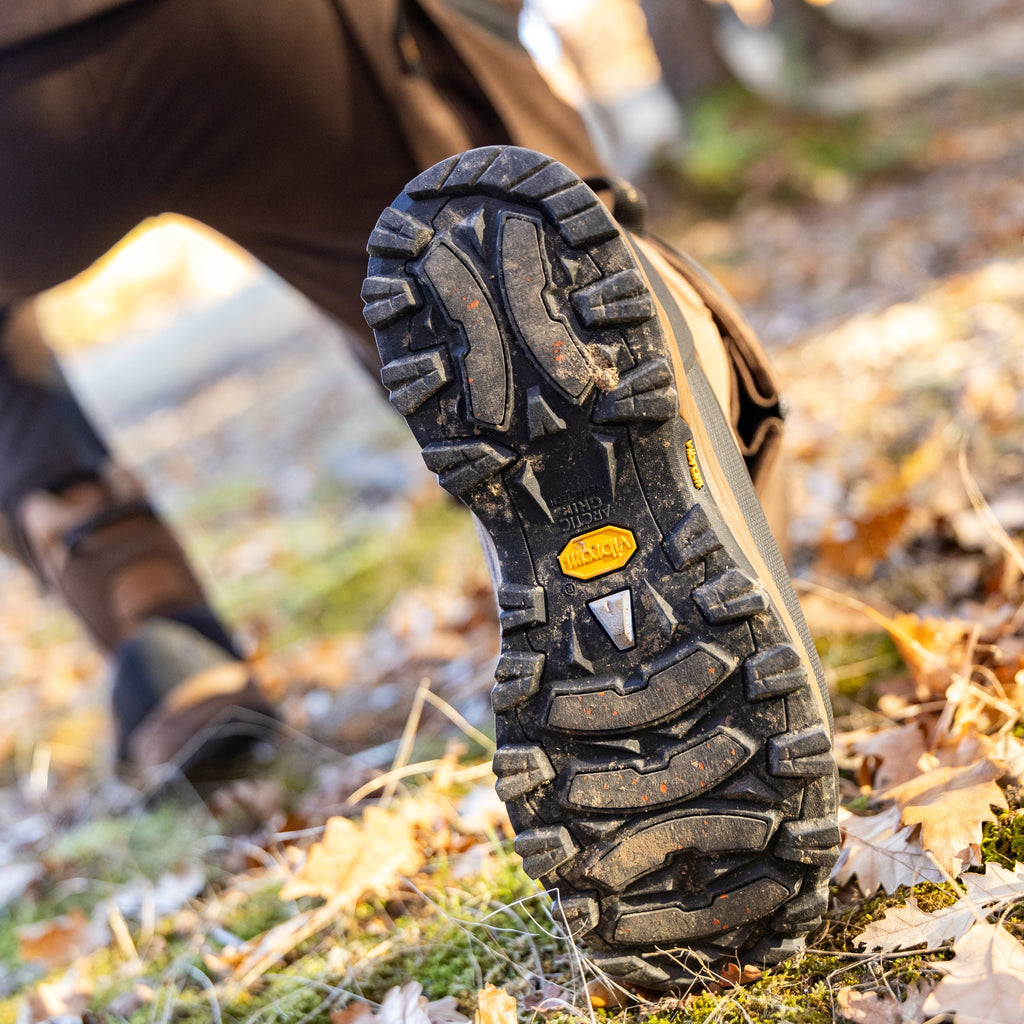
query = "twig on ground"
xmin=381 ymin=678 xmax=432 ymax=808
xmin=421 ymin=689 xmax=496 ymax=753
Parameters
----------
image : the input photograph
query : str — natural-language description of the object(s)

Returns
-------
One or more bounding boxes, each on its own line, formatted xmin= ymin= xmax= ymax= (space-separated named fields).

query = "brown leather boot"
xmin=15 ymin=466 xmax=208 ymax=653
xmin=14 ymin=467 xmax=278 ymax=780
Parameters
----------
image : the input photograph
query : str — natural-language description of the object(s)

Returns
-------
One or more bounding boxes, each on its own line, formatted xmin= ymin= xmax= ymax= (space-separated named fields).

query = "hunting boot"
xmin=363 ymin=146 xmax=838 ymax=990
xmin=14 ymin=467 xmax=277 ymax=781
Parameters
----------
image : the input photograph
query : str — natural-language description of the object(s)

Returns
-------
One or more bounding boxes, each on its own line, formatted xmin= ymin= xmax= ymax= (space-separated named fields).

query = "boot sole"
xmin=362 ymin=146 xmax=838 ymax=990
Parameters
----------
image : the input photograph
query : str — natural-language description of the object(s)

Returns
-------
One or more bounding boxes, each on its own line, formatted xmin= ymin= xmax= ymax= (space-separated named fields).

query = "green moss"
xmin=221 ymin=881 xmax=290 ymax=942
xmin=815 ymin=632 xmax=904 ymax=712
xmin=666 ymin=83 xmax=929 ymax=210
xmin=49 ymin=803 xmax=211 ymax=884
xmin=354 ymin=846 xmax=563 ymax=1007
xmin=0 ymin=806 xmax=210 ymax=972
xmin=981 ymin=805 xmax=1024 ymax=868
xmin=201 ymin=495 xmax=482 ymax=647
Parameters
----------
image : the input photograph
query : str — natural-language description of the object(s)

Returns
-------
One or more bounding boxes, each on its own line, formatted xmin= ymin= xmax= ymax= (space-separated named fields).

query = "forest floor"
xmin=2 ymin=51 xmax=1024 ymax=1024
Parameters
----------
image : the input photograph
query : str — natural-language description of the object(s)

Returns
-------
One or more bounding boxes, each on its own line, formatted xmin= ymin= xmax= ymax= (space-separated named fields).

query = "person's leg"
xmin=0 ymin=300 xmax=275 ymax=773
xmin=362 ymin=146 xmax=838 ymax=989
xmin=0 ymin=11 xmax=280 ymax=774
xmin=0 ymin=0 xmax=471 ymax=774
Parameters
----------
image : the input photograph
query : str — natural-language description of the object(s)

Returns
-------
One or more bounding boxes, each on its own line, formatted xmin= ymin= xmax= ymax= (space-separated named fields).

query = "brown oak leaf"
xmin=885 ymin=757 xmax=1008 ymax=877
xmin=856 ymin=860 xmax=1024 ymax=953
xmin=884 ymin=613 xmax=972 ymax=696
xmin=279 ymin=806 xmax=423 ymax=905
xmin=835 ymin=805 xmax=943 ymax=894
xmin=855 ymin=895 xmax=972 ymax=952
xmin=922 ymin=922 xmax=1024 ymax=1023
xmin=835 ymin=981 xmax=932 ymax=1023
xmin=16 ymin=908 xmax=109 ymax=970
xmin=849 ymin=722 xmax=929 ymax=791
xmin=474 ymin=984 xmax=517 ymax=1024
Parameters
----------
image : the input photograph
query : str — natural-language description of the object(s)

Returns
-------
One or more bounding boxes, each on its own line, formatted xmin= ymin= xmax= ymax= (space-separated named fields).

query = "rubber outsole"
xmin=362 ymin=146 xmax=838 ymax=990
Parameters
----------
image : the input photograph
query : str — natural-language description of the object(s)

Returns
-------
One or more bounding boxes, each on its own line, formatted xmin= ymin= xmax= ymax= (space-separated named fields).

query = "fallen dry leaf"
xmin=835 ymin=805 xmax=943 ymax=894
xmin=816 ymin=502 xmax=911 ymax=580
xmin=474 ymin=984 xmax=517 ymax=1024
xmin=987 ymin=732 xmax=1024 ymax=782
xmin=962 ymin=859 xmax=1024 ymax=903
xmin=856 ymin=860 xmax=1024 ymax=953
xmin=836 ymin=981 xmax=933 ymax=1023
xmin=279 ymin=806 xmax=424 ymax=905
xmin=332 ymin=1005 xmax=374 ymax=1024
xmin=716 ymin=962 xmax=763 ymax=986
xmin=378 ymin=982 xmax=468 ymax=1024
xmin=885 ymin=757 xmax=1008 ymax=877
xmin=885 ymin=613 xmax=972 ymax=696
xmin=922 ymin=921 xmax=1024 ymax=1023
xmin=849 ymin=722 xmax=929 ymax=791
xmin=856 ymin=895 xmax=973 ymax=952
xmin=16 ymin=908 xmax=109 ymax=970
xmin=21 ymin=966 xmax=93 ymax=1023
xmin=329 ymin=983 xmax=467 ymax=1024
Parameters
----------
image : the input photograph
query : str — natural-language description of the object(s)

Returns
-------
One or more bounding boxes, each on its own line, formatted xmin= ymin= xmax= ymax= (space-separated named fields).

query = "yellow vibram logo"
xmin=558 ymin=525 xmax=637 ymax=581
xmin=685 ymin=439 xmax=705 ymax=490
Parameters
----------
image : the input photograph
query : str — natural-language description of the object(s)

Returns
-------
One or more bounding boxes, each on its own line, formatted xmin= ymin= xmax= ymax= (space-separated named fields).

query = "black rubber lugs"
xmin=379 ymin=349 xmax=451 ymax=415
xmin=490 ymin=650 xmax=544 ymax=714
xmin=581 ymin=810 xmax=773 ymax=890
xmin=360 ymin=274 xmax=421 ymax=328
xmin=362 ymin=144 xmax=838 ymax=991
xmin=420 ymin=439 xmax=514 ymax=498
xmin=593 ymin=359 xmax=678 ymax=424
xmin=367 ymin=206 xmax=434 ymax=259
xmin=544 ymin=641 xmax=739 ymax=734
xmin=492 ymin=744 xmax=554 ymax=802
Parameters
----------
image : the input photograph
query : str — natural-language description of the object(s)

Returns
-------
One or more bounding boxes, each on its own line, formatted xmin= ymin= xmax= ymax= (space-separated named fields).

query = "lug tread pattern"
xmin=497 ymin=583 xmax=546 ymax=632
xmin=367 ymin=207 xmax=434 ymax=259
xmin=554 ymin=895 xmax=601 ymax=938
xmin=545 ymin=643 xmax=738 ymax=734
xmin=380 ymin=349 xmax=451 ymax=415
xmin=360 ymin=274 xmax=421 ymax=328
xmin=583 ymin=812 xmax=771 ymax=890
xmin=514 ymin=825 xmax=578 ymax=877
xmin=744 ymin=643 xmax=808 ymax=701
xmin=663 ymin=504 xmax=723 ymax=570
xmin=694 ymin=568 xmax=769 ymax=623
xmin=768 ymin=727 xmax=834 ymax=778
xmin=776 ymin=817 xmax=842 ymax=866
xmin=420 ymin=440 xmax=514 ymax=498
xmin=363 ymin=145 xmax=838 ymax=991
xmin=490 ymin=651 xmax=545 ymax=714
xmin=572 ymin=269 xmax=654 ymax=327
xmin=493 ymin=744 xmax=555 ymax=802
xmin=565 ymin=728 xmax=753 ymax=810
xmin=612 ymin=876 xmax=792 ymax=945
xmin=593 ymin=359 xmax=678 ymax=424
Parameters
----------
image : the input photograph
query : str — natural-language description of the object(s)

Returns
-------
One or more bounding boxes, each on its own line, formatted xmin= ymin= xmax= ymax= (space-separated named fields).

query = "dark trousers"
xmin=0 ymin=0 xmax=514 ymax=512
